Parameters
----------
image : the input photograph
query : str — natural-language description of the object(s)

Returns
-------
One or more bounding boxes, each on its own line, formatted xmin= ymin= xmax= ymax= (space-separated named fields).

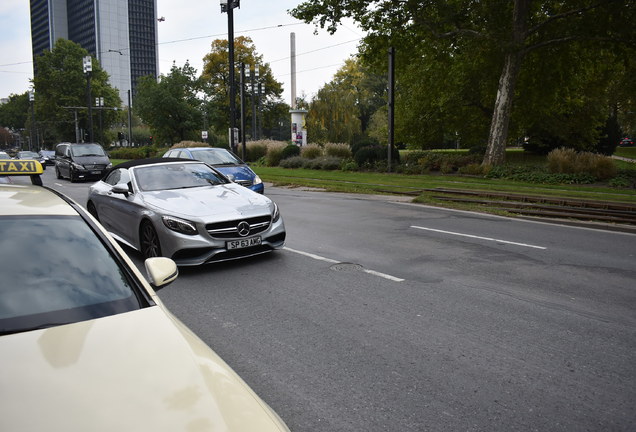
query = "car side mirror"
xmin=144 ymin=257 xmax=178 ymax=290
xmin=225 ymin=173 xmax=235 ymax=182
xmin=112 ymin=183 xmax=130 ymax=196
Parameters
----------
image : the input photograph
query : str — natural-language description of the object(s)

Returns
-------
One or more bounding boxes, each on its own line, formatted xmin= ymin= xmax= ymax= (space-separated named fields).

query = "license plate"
xmin=90 ymin=170 xmax=102 ymax=175
xmin=227 ymin=236 xmax=261 ymax=250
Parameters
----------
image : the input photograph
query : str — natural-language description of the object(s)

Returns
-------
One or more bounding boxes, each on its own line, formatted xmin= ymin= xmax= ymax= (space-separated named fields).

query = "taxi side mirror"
xmin=145 ymin=257 xmax=178 ymax=290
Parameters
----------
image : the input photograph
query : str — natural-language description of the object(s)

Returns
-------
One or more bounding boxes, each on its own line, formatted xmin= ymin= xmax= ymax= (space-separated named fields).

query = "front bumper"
xmin=157 ymin=216 xmax=286 ymax=266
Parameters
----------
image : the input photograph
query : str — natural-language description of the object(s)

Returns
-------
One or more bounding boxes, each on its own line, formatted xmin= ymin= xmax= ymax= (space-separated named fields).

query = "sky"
xmin=0 ymin=0 xmax=364 ymax=105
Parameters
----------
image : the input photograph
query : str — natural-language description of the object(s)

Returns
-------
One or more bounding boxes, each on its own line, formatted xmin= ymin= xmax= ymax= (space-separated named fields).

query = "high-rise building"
xmin=29 ymin=0 xmax=159 ymax=104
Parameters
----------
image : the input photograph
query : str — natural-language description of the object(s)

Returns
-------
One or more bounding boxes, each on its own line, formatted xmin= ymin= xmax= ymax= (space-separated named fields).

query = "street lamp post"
xmin=259 ymin=82 xmax=266 ymax=139
xmin=239 ymin=63 xmax=247 ymax=160
xmin=83 ymin=56 xmax=93 ymax=143
xmin=28 ymin=89 xmax=35 ymax=151
xmin=251 ymin=64 xmax=259 ymax=139
xmin=96 ymin=97 xmax=104 ymax=145
xmin=220 ymin=0 xmax=240 ymax=153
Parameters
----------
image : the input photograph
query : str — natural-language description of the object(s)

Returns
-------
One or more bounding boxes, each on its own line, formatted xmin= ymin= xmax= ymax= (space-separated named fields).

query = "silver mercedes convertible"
xmin=87 ymin=158 xmax=286 ymax=266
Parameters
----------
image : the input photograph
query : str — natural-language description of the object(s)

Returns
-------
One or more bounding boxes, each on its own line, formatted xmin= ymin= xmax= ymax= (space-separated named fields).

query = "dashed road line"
xmin=410 ymin=226 xmax=547 ymax=250
xmin=284 ymin=247 xmax=405 ymax=282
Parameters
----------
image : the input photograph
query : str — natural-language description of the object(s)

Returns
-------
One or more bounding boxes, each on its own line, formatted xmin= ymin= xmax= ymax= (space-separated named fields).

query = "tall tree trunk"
xmin=483 ymin=0 xmax=530 ymax=166
xmin=483 ymin=52 xmax=522 ymax=166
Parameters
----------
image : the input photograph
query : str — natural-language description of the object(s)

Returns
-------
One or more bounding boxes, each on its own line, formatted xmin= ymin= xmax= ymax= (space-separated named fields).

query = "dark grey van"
xmin=54 ymin=143 xmax=112 ymax=182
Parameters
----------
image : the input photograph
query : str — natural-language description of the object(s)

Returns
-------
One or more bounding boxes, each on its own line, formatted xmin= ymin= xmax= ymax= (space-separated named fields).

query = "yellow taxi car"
xmin=0 ymin=160 xmax=290 ymax=431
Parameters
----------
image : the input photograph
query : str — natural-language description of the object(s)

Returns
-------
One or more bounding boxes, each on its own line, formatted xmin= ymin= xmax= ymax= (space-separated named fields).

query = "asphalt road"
xmin=29 ymin=169 xmax=636 ymax=431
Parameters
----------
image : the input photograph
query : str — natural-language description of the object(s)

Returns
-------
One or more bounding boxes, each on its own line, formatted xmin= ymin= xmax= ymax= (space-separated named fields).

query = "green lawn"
xmin=615 ymin=147 xmax=636 ymax=160
xmin=254 ymin=166 xmax=636 ymax=203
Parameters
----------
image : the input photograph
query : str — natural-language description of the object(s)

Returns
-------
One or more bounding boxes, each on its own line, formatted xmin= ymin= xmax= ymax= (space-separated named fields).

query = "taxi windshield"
xmin=0 ymin=216 xmax=141 ymax=334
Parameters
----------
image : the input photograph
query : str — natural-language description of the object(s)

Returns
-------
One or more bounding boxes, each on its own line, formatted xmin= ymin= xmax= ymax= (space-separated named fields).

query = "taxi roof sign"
xmin=0 ymin=159 xmax=44 ymax=185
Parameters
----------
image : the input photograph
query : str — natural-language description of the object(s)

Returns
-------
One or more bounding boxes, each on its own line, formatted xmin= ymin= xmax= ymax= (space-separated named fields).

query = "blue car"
xmin=163 ymin=147 xmax=264 ymax=194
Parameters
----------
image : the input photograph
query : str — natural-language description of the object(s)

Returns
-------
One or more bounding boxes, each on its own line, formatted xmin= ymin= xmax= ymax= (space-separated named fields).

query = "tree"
xmin=291 ymin=0 xmax=636 ymax=165
xmin=33 ymin=39 xmax=121 ymax=145
xmin=306 ymin=57 xmax=386 ymax=144
xmin=0 ymin=127 xmax=13 ymax=147
xmin=200 ymin=36 xmax=285 ymax=138
xmin=308 ymin=80 xmax=361 ymax=143
xmin=0 ymin=93 xmax=29 ymax=132
xmin=134 ymin=62 xmax=203 ymax=145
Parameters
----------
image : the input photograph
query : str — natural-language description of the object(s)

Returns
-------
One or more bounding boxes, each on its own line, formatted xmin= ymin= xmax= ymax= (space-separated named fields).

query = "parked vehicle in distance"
xmin=619 ymin=137 xmax=634 ymax=147
xmin=87 ymin=158 xmax=286 ymax=266
xmin=55 ymin=142 xmax=111 ymax=182
xmin=16 ymin=150 xmax=46 ymax=170
xmin=163 ymin=147 xmax=264 ymax=194
xmin=0 ymin=151 xmax=11 ymax=159
xmin=38 ymin=149 xmax=55 ymax=165
xmin=0 ymin=159 xmax=290 ymax=432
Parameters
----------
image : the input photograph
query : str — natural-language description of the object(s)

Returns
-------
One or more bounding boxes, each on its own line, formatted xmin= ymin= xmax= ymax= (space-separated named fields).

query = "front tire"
xmin=69 ymin=167 xmax=77 ymax=183
xmin=140 ymin=221 xmax=162 ymax=258
xmin=87 ymin=202 xmax=99 ymax=221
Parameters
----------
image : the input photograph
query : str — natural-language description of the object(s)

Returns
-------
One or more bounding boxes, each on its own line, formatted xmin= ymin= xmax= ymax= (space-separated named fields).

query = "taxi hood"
xmin=0 ymin=307 xmax=288 ymax=431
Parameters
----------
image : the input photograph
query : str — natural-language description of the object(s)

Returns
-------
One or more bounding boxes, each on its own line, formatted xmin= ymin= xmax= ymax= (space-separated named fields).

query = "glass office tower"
xmin=29 ymin=0 xmax=159 ymax=104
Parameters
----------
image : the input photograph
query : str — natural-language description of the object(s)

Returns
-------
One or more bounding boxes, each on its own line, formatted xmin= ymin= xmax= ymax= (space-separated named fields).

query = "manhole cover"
xmin=330 ymin=263 xmax=363 ymax=272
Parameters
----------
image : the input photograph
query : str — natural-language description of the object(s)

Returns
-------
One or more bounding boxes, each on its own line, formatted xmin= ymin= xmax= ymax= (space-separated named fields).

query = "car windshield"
xmin=18 ymin=151 xmax=39 ymax=159
xmin=70 ymin=144 xmax=106 ymax=157
xmin=0 ymin=216 xmax=141 ymax=335
xmin=135 ymin=162 xmax=229 ymax=191
xmin=191 ymin=149 xmax=242 ymax=165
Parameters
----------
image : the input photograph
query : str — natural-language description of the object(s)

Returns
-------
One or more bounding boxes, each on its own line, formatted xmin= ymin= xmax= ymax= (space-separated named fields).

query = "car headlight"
xmin=106 ymin=163 xmax=113 ymax=169
xmin=72 ymin=162 xmax=85 ymax=170
xmin=162 ymin=216 xmax=197 ymax=235
xmin=272 ymin=203 xmax=281 ymax=223
xmin=253 ymin=175 xmax=263 ymax=185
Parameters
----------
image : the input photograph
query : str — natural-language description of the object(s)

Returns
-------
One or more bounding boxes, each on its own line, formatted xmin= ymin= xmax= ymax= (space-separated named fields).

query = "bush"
xmin=350 ymin=138 xmax=379 ymax=155
xmin=324 ymin=143 xmax=352 ymax=159
xmin=171 ymin=141 xmax=208 ymax=149
xmin=264 ymin=142 xmax=287 ymax=166
xmin=301 ymin=144 xmax=323 ymax=159
xmin=353 ymin=145 xmax=400 ymax=167
xmin=279 ymin=156 xmax=306 ymax=169
xmin=486 ymin=165 xmax=597 ymax=184
xmin=457 ymin=163 xmax=486 ymax=176
xmin=402 ymin=151 xmax=481 ymax=173
xmin=609 ymin=170 xmax=636 ymax=188
xmin=281 ymin=144 xmax=301 ymax=160
xmin=109 ymin=145 xmax=163 ymax=160
xmin=354 ymin=146 xmax=384 ymax=166
xmin=547 ymin=147 xmax=617 ymax=180
xmin=305 ymin=156 xmax=342 ymax=170
xmin=245 ymin=141 xmax=268 ymax=162
xmin=341 ymin=160 xmax=358 ymax=171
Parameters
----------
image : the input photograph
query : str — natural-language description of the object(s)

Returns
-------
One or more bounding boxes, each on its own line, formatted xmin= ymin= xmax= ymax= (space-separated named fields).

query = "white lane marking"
xmin=284 ymin=247 xmax=339 ymax=264
xmin=410 ymin=226 xmax=547 ymax=250
xmin=361 ymin=268 xmax=405 ymax=282
xmin=284 ymin=247 xmax=405 ymax=282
